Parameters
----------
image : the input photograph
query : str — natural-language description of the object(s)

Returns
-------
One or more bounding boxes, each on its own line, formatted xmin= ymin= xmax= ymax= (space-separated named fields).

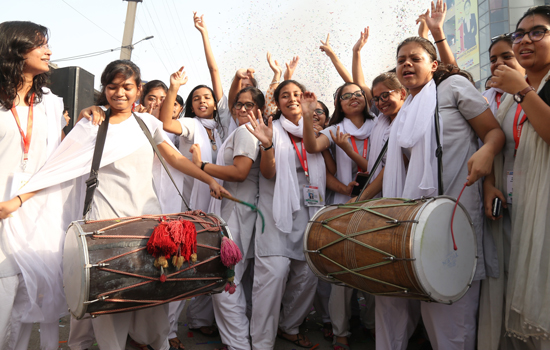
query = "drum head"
xmin=63 ymin=222 xmax=89 ymax=319
xmin=412 ymin=197 xmax=477 ymax=304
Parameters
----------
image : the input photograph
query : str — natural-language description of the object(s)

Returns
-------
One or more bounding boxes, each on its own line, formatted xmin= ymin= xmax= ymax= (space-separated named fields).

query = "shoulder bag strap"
xmin=133 ymin=113 xmax=191 ymax=211
xmin=434 ymin=96 xmax=444 ymax=195
xmin=355 ymin=139 xmax=389 ymax=202
xmin=83 ymin=109 xmax=111 ymax=218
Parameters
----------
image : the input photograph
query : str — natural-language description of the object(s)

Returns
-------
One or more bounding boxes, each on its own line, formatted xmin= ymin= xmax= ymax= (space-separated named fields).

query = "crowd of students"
xmin=1 ymin=2 xmax=550 ymax=350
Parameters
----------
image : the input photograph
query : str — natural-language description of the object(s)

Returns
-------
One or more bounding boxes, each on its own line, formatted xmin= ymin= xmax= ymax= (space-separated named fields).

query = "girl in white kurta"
xmin=246 ymin=80 xmax=326 ymax=349
xmin=191 ymin=87 xmax=264 ymax=350
xmin=376 ymin=36 xmax=505 ymax=350
xmin=0 ymin=21 xmax=65 ymax=350
xmin=0 ymin=59 xmax=228 ymax=350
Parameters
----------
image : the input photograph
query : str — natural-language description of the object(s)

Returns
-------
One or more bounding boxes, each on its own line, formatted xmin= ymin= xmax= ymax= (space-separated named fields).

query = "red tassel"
xmin=220 ymin=237 xmax=242 ymax=267
xmin=181 ymin=220 xmax=197 ymax=262
xmin=147 ymin=221 xmax=177 ymax=258
xmin=224 ymin=282 xmax=236 ymax=294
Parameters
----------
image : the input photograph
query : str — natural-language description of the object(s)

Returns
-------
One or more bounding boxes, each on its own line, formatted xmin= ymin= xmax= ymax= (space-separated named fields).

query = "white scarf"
xmin=333 ymin=117 xmax=373 ymax=204
xmin=189 ymin=117 xmax=222 ymax=211
xmin=383 ymin=79 xmax=438 ymax=198
xmin=272 ymin=115 xmax=326 ymax=233
xmin=207 ymin=123 xmax=250 ymax=216
xmin=482 ymin=87 xmax=505 ymax=117
xmin=506 ymin=69 xmax=550 ymax=340
xmin=367 ymin=113 xmax=392 ymax=190
xmin=3 ymin=113 xmax=182 ymax=350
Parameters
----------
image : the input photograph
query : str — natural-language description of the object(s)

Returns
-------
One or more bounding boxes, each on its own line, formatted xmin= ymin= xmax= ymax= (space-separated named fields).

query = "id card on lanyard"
xmin=289 ymin=133 xmax=323 ymax=207
xmin=9 ymin=94 xmax=35 ymax=197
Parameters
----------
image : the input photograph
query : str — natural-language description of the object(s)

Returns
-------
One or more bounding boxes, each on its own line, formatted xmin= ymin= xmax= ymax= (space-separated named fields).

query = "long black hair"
xmin=0 ymin=21 xmax=50 ymax=110
xmin=98 ymin=60 xmax=141 ymax=106
xmin=516 ymin=5 xmax=550 ymax=28
xmin=328 ymin=82 xmax=373 ymax=126
xmin=272 ymin=80 xmax=306 ymax=120
xmin=184 ymin=85 xmax=224 ymax=138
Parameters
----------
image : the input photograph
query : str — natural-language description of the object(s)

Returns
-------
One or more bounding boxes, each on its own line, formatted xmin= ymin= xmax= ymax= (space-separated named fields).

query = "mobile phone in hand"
xmin=350 ymin=172 xmax=369 ymax=197
xmin=492 ymin=197 xmax=502 ymax=217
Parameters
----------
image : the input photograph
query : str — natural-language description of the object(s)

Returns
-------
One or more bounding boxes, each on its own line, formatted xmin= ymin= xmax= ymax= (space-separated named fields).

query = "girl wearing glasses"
xmin=375 ymin=36 xmax=504 ymax=350
xmin=189 ymin=86 xmax=264 ymax=350
xmin=0 ymin=21 xmax=64 ymax=350
xmin=246 ymin=80 xmax=325 ymax=349
xmin=488 ymin=5 xmax=550 ymax=348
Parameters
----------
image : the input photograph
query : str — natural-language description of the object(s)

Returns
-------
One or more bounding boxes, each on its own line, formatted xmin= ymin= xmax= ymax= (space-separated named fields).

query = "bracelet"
xmin=261 ymin=142 xmax=273 ymax=151
xmin=434 ymin=38 xmax=446 ymax=44
xmin=201 ymin=162 xmax=208 ymax=171
xmin=17 ymin=195 xmax=23 ymax=207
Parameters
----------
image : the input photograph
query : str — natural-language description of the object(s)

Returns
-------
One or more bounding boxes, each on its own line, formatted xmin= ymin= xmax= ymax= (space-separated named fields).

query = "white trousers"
xmin=250 ymin=255 xmax=318 ymax=350
xmin=329 ymin=285 xmax=375 ymax=338
xmin=91 ymin=304 xmax=170 ymax=350
xmin=313 ymin=279 xmax=331 ymax=324
xmin=68 ymin=316 xmax=95 ymax=350
xmin=186 ymin=295 xmax=215 ymax=329
xmin=212 ymin=258 xmax=253 ymax=350
xmin=375 ymin=280 xmax=480 ymax=350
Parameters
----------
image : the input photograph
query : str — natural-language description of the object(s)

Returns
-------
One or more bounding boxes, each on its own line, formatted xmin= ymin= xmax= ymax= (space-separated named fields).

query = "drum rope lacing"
xmin=309 ymin=200 xmax=418 ymax=295
xmin=449 ymin=183 xmax=468 ymax=251
xmin=84 ymin=211 xmax=227 ymax=315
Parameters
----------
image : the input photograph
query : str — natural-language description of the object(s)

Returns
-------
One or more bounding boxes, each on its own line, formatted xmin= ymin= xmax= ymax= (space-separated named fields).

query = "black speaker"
xmin=49 ymin=66 xmax=95 ymax=134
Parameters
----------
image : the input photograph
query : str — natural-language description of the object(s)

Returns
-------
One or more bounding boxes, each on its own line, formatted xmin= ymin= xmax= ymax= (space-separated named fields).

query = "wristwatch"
xmin=201 ymin=161 xmax=209 ymax=170
xmin=514 ymin=86 xmax=535 ymax=103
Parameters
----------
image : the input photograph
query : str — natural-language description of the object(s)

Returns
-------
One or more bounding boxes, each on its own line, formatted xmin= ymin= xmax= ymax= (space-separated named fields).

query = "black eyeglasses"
xmin=340 ymin=90 xmax=364 ymax=100
xmin=313 ymin=108 xmax=325 ymax=116
xmin=511 ymin=28 xmax=550 ymax=44
xmin=372 ymin=90 xmax=395 ymax=103
xmin=234 ymin=102 xmax=256 ymax=110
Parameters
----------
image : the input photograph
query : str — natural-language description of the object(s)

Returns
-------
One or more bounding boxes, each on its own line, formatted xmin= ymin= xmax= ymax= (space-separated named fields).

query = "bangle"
xmin=261 ymin=142 xmax=273 ymax=151
xmin=434 ymin=38 xmax=446 ymax=44
xmin=17 ymin=195 xmax=23 ymax=207
xmin=270 ymin=81 xmax=280 ymax=85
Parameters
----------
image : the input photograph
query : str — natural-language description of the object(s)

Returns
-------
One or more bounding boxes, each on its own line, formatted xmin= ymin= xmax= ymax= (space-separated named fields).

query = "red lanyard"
xmin=10 ymin=93 xmax=35 ymax=164
xmin=289 ymin=132 xmax=308 ymax=178
xmin=513 ymin=103 xmax=527 ymax=153
xmin=496 ymin=92 xmax=502 ymax=109
xmin=350 ymin=136 xmax=368 ymax=173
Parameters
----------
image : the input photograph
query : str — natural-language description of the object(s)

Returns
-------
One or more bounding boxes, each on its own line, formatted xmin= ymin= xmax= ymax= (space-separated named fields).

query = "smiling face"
xmin=143 ymin=87 xmax=166 ymax=109
xmin=313 ymin=102 xmax=327 ymax=126
xmin=372 ymin=82 xmax=406 ymax=120
xmin=105 ymin=73 xmax=140 ymax=113
xmin=23 ymin=42 xmax=51 ymax=77
xmin=490 ymin=40 xmax=524 ymax=75
xmin=339 ymin=84 xmax=366 ymax=117
xmin=396 ymin=42 xmax=438 ymax=96
xmin=513 ymin=14 xmax=550 ymax=74
xmin=276 ymin=83 xmax=303 ymax=118
xmin=191 ymin=87 xmax=217 ymax=119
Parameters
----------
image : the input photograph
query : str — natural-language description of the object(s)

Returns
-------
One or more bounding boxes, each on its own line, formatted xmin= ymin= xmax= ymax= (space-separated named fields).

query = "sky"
xmin=1 ymin=0 xmax=431 ymax=109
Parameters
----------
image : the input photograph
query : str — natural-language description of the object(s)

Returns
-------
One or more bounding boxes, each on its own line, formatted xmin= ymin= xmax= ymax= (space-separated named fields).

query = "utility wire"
xmin=144 ymin=1 xmax=178 ymax=69
xmin=60 ymin=0 xmax=121 ymax=44
xmin=136 ymin=4 xmax=171 ymax=74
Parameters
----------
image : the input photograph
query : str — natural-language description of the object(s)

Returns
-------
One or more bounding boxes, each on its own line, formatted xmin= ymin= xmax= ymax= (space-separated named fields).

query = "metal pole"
xmin=120 ymin=1 xmax=139 ymax=60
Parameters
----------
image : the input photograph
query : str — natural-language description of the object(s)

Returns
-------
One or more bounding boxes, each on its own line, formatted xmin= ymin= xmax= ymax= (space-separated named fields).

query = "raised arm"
xmin=228 ymin=68 xmax=255 ymax=113
xmin=265 ymin=52 xmax=283 ymax=116
xmin=352 ymin=27 xmax=373 ymax=102
xmin=301 ymin=92 xmax=331 ymax=153
xmin=284 ymin=56 xmax=300 ymax=81
xmin=194 ymin=12 xmax=223 ymax=100
xmin=320 ymin=34 xmax=353 ymax=83
xmin=416 ymin=10 xmax=430 ymax=39
xmin=159 ymin=67 xmax=188 ymax=135
xmin=426 ymin=0 xmax=457 ymax=66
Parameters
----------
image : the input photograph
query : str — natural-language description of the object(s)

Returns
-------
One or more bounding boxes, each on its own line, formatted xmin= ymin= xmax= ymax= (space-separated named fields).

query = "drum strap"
xmin=133 ymin=113 xmax=191 ymax=211
xmin=434 ymin=96 xmax=444 ymax=195
xmin=355 ymin=139 xmax=388 ymax=202
xmin=83 ymin=109 xmax=111 ymax=218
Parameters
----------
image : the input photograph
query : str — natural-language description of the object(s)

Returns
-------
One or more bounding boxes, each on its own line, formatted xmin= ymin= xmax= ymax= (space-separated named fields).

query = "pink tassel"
xmin=224 ymin=282 xmax=237 ymax=294
xmin=220 ymin=237 xmax=242 ymax=267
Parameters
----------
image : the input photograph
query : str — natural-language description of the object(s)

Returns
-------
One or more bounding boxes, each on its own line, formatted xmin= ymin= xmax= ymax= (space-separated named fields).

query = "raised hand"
xmin=284 ymin=56 xmax=300 ymax=81
xmin=170 ymin=66 xmax=189 ymax=88
xmin=352 ymin=27 xmax=370 ymax=52
xmin=301 ymin=91 xmax=318 ymax=120
xmin=416 ymin=10 xmax=430 ymax=39
xmin=319 ymin=33 xmax=334 ymax=56
xmin=246 ymin=108 xmax=273 ymax=148
xmin=329 ymin=126 xmax=352 ymax=153
xmin=267 ymin=52 xmax=282 ymax=76
xmin=193 ymin=12 xmax=208 ymax=35
xmin=426 ymin=0 xmax=447 ymax=34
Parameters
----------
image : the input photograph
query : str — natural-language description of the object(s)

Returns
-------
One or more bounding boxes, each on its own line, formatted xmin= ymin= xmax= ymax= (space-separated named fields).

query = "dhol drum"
xmin=63 ymin=211 xmax=231 ymax=319
xmin=304 ymin=196 xmax=477 ymax=304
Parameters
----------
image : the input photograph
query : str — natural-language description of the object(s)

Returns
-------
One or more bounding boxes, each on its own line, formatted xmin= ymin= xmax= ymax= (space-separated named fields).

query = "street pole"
xmin=120 ymin=0 xmax=142 ymax=60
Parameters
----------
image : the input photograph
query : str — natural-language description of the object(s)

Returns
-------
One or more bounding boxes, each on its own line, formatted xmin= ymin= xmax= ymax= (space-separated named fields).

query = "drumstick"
xmin=221 ymin=193 xmax=265 ymax=233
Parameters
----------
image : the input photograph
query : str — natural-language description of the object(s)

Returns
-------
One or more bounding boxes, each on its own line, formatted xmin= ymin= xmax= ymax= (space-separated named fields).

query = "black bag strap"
xmin=83 ymin=109 xmax=111 ymax=218
xmin=355 ymin=139 xmax=389 ymax=202
xmin=434 ymin=97 xmax=444 ymax=195
xmin=133 ymin=113 xmax=191 ymax=211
